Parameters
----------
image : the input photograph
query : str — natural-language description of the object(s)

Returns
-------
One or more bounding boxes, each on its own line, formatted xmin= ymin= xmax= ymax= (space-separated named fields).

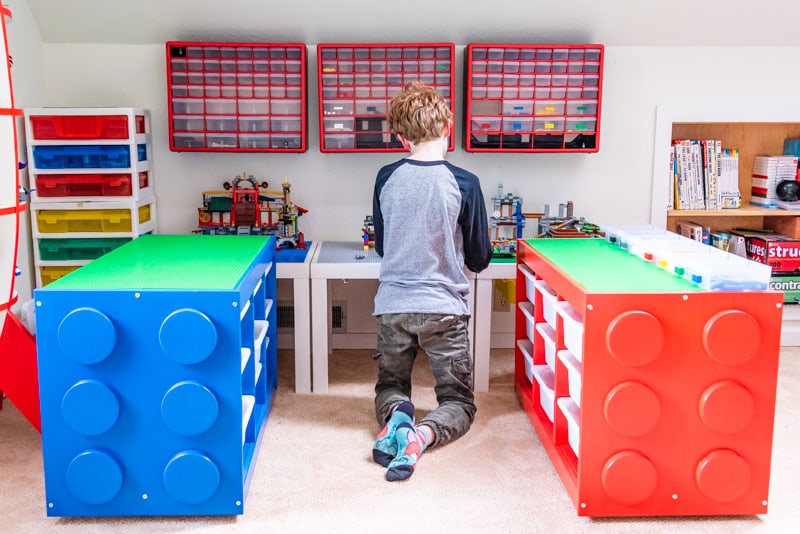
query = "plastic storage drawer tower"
xmin=34 ymin=235 xmax=277 ymax=516
xmin=515 ymin=237 xmax=782 ymax=517
xmin=24 ymin=107 xmax=158 ymax=287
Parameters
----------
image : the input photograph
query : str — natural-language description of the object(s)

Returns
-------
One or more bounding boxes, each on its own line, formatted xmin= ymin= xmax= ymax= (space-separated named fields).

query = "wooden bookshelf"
xmin=651 ymin=106 xmax=800 ymax=345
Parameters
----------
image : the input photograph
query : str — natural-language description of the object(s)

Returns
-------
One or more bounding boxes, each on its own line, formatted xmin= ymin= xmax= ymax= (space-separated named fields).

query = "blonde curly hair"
xmin=387 ymin=81 xmax=452 ymax=145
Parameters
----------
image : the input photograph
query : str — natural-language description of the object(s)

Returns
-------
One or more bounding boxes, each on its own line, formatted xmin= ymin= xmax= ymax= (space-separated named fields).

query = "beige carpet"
xmin=1 ymin=347 xmax=799 ymax=533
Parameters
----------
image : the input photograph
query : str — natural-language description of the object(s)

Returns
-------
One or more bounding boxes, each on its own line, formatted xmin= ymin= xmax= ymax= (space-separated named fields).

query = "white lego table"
xmin=276 ymin=240 xmax=318 ymax=394
xmin=309 ymin=241 xmax=477 ymax=393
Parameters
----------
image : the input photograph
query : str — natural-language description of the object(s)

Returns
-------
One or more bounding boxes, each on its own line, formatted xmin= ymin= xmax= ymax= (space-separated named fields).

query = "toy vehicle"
xmin=196 ymin=172 xmax=308 ymax=249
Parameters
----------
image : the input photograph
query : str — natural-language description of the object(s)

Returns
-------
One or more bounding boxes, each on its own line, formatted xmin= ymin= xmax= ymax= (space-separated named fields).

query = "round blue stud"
xmin=161 ymin=381 xmax=219 ymax=436
xmin=159 ymin=309 xmax=217 ymax=364
xmin=61 ymin=380 xmax=120 ymax=435
xmin=57 ymin=307 xmax=116 ymax=364
xmin=163 ymin=450 xmax=220 ymax=504
xmin=66 ymin=450 xmax=124 ymax=504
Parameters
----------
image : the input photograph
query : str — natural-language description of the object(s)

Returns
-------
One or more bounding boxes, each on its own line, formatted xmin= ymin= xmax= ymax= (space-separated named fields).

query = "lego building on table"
xmin=196 ymin=173 xmax=307 ymax=249
xmin=515 ymin=238 xmax=782 ymax=517
xmin=34 ymin=234 xmax=277 ymax=516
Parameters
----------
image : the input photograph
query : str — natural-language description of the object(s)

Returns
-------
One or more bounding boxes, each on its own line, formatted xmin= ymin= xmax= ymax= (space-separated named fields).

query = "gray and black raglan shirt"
xmin=372 ymin=159 xmax=492 ymax=317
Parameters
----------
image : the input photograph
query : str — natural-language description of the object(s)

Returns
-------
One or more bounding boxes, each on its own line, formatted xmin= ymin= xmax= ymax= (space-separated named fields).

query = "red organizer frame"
xmin=317 ymin=42 xmax=456 ymax=153
xmin=465 ymin=44 xmax=604 ymax=153
xmin=515 ymin=239 xmax=782 ymax=517
xmin=166 ymin=41 xmax=307 ymax=153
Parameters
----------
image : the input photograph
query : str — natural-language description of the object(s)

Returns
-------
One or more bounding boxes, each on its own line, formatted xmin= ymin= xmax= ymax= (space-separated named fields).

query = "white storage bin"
xmin=471 ymin=116 xmax=502 ymax=132
xmin=206 ymin=116 xmax=237 ymax=132
xmin=520 ymin=264 xmax=536 ymax=303
xmin=519 ymin=301 xmax=535 ymax=344
xmin=566 ymin=100 xmax=598 ymax=116
xmin=238 ymin=99 xmax=269 ymax=115
xmin=503 ymin=100 xmax=533 ymax=115
xmin=566 ymin=118 xmax=597 ymax=133
xmin=171 ymin=98 xmax=204 ymax=115
xmin=558 ymin=349 xmax=582 ymax=407
xmin=355 ymin=100 xmax=387 ymax=115
xmin=323 ymin=100 xmax=355 ymax=116
xmin=238 ymin=134 xmax=270 ymax=149
xmin=535 ymin=117 xmax=565 ymax=132
xmin=534 ymin=100 xmax=566 ymax=116
xmin=238 ymin=117 xmax=269 ymax=132
xmin=324 ymin=134 xmax=354 ymax=149
xmin=173 ymin=115 xmax=205 ymax=132
xmin=532 ymin=365 xmax=555 ymax=422
xmin=271 ymin=118 xmax=301 ymax=132
xmin=205 ymin=99 xmax=237 ymax=115
xmin=557 ymin=397 xmax=580 ymax=456
xmin=534 ymin=278 xmax=557 ymax=327
xmin=535 ymin=322 xmax=556 ymax=370
xmin=502 ymin=117 xmax=533 ymax=133
xmin=517 ymin=339 xmax=534 ymax=384
xmin=323 ymin=117 xmax=354 ymax=132
xmin=556 ymin=301 xmax=584 ymax=361
xmin=271 ymin=99 xmax=302 ymax=115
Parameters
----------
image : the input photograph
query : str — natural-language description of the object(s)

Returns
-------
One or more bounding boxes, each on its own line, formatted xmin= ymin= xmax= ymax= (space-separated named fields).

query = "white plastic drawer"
xmin=535 ymin=321 xmax=556 ymax=371
xmin=323 ymin=100 xmax=355 ymax=116
xmin=517 ymin=339 xmax=534 ymax=384
xmin=534 ymin=278 xmax=558 ymax=327
xmin=556 ymin=301 xmax=584 ymax=361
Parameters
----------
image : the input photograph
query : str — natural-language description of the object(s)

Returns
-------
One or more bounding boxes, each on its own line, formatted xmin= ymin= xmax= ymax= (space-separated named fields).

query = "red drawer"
xmin=30 ymin=115 xmax=129 ymax=140
xmin=35 ymin=172 xmax=148 ymax=198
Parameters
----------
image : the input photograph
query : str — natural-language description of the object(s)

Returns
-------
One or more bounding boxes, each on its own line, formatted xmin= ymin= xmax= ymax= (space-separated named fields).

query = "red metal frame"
xmin=465 ymin=44 xmax=604 ymax=153
xmin=166 ymin=41 xmax=307 ymax=153
xmin=515 ymin=239 xmax=782 ymax=516
xmin=317 ymin=42 xmax=456 ymax=153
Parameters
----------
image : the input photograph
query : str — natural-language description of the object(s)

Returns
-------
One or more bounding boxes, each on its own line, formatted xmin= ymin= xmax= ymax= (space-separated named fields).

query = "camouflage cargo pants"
xmin=373 ymin=313 xmax=476 ymax=447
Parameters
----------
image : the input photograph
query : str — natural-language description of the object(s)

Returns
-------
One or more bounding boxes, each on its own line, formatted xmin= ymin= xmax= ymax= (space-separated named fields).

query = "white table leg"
xmin=311 ymin=277 xmax=330 ymax=393
xmin=292 ymin=278 xmax=311 ymax=394
xmin=473 ymin=278 xmax=493 ymax=392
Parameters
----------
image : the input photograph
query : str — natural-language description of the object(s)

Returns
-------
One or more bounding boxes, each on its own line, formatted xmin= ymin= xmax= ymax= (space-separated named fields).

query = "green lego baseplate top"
xmin=46 ymin=234 xmax=273 ymax=290
xmin=524 ymin=238 xmax=704 ymax=293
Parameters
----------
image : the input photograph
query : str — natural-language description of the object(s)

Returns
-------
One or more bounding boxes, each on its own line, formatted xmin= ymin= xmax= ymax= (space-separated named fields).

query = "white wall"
xmin=5 ymin=0 xmax=46 ymax=313
xmin=37 ymin=44 xmax=800 ymax=242
xmin=15 ymin=31 xmax=800 ymax=341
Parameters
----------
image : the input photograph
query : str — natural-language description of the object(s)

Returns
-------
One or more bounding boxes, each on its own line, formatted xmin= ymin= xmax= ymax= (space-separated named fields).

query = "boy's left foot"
xmin=373 ymin=401 xmax=414 ymax=467
xmin=386 ymin=422 xmax=421 ymax=481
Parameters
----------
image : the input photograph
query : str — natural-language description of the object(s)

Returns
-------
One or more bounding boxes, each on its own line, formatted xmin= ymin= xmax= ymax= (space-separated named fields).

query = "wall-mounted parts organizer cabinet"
xmin=166 ymin=42 xmax=307 ymax=152
xmin=35 ymin=234 xmax=277 ymax=516
xmin=465 ymin=44 xmax=603 ymax=152
xmin=317 ymin=43 xmax=455 ymax=152
xmin=515 ymin=238 xmax=782 ymax=517
xmin=24 ymin=108 xmax=158 ymax=287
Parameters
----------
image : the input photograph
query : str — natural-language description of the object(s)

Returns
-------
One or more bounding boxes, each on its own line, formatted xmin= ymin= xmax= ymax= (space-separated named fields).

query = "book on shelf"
xmin=675 ymin=220 xmax=710 ymax=244
xmin=670 ymin=139 xmax=739 ymax=210
xmin=750 ymin=155 xmax=798 ymax=209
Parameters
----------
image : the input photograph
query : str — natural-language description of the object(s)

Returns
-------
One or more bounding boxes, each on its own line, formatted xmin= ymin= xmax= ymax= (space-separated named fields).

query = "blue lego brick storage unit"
xmin=34 ymin=234 xmax=277 ymax=516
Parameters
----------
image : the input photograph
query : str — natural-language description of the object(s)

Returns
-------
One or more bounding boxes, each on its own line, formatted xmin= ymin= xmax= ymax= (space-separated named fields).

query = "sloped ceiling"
xmin=21 ymin=0 xmax=800 ymax=46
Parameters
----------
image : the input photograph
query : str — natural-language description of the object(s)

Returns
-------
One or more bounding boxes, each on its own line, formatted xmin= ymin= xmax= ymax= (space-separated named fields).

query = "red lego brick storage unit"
xmin=317 ymin=43 xmax=455 ymax=153
xmin=465 ymin=44 xmax=603 ymax=153
xmin=515 ymin=238 xmax=783 ymax=517
xmin=166 ymin=41 xmax=307 ymax=153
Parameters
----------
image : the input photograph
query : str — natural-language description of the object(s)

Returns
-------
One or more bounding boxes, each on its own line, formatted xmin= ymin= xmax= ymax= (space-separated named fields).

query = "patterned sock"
xmin=385 ymin=423 xmax=431 ymax=482
xmin=372 ymin=401 xmax=414 ymax=467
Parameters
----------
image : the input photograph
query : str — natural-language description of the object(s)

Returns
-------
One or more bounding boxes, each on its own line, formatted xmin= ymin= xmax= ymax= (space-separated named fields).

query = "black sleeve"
xmin=454 ymin=168 xmax=492 ymax=273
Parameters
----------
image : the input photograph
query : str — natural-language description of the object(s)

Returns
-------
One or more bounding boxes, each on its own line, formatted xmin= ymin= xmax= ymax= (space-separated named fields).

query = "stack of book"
xmin=669 ymin=139 xmax=740 ymax=210
xmin=751 ymin=155 xmax=798 ymax=209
